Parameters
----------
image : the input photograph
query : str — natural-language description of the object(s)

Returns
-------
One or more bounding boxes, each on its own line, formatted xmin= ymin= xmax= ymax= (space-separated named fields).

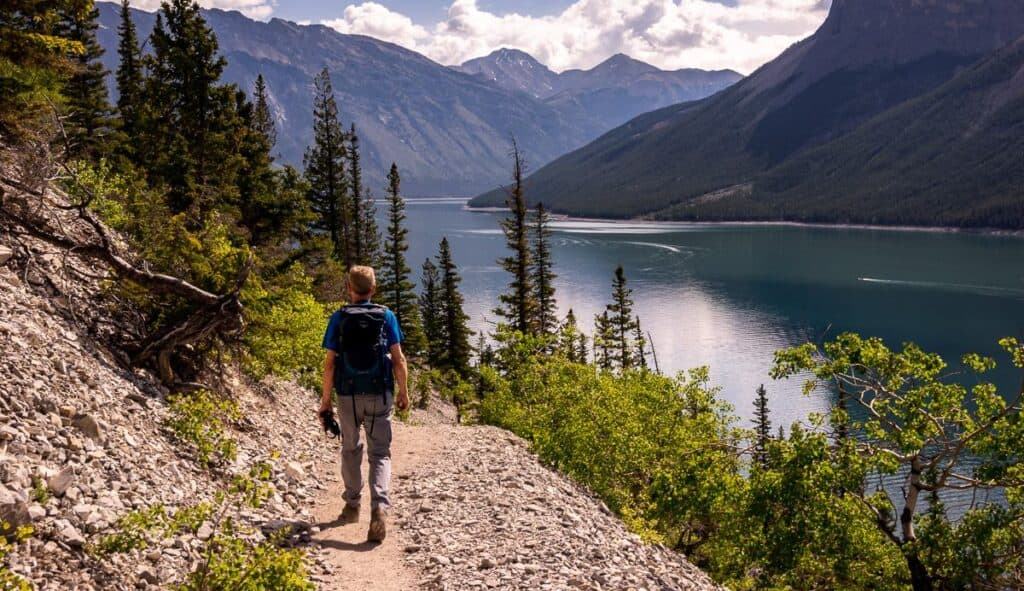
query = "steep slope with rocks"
xmin=1 ymin=183 xmax=722 ymax=589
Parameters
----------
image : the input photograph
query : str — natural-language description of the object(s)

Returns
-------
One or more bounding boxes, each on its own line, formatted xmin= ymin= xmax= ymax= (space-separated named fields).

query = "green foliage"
xmin=0 ymin=0 xmax=91 ymax=138
xmin=436 ymin=238 xmax=473 ymax=376
xmin=164 ymin=390 xmax=240 ymax=468
xmin=494 ymin=142 xmax=536 ymax=333
xmin=242 ymin=266 xmax=331 ymax=390
xmin=419 ymin=258 xmax=444 ymax=367
xmin=57 ymin=3 xmax=115 ymax=159
xmin=378 ymin=163 xmax=427 ymax=357
xmin=95 ymin=457 xmax=313 ymax=591
xmin=0 ymin=521 xmax=33 ymax=591
xmin=531 ymin=202 xmax=558 ymax=338
xmin=772 ymin=333 xmax=1024 ymax=589
xmin=479 ymin=339 xmax=741 ymax=546
xmin=30 ymin=474 xmax=50 ymax=504
xmin=304 ymin=67 xmax=351 ymax=265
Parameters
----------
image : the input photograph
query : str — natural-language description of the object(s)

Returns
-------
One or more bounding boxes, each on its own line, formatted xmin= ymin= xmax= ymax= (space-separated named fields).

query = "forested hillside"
xmin=471 ymin=0 xmax=1024 ymax=228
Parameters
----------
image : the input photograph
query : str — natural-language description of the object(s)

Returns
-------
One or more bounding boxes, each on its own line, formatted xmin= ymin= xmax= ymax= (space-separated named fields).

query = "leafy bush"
xmin=242 ymin=266 xmax=331 ymax=391
xmin=164 ymin=390 xmax=240 ymax=468
xmin=0 ymin=521 xmax=32 ymax=591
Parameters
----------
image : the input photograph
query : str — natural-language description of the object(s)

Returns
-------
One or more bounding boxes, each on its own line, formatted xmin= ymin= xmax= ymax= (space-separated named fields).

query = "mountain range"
xmin=94 ymin=3 xmax=738 ymax=196
xmin=457 ymin=49 xmax=740 ymax=131
xmin=471 ymin=0 xmax=1024 ymax=229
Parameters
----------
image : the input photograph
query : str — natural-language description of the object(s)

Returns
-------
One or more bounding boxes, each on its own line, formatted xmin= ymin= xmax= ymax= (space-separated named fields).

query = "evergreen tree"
xmin=593 ymin=311 xmax=614 ymax=371
xmin=559 ymin=309 xmax=588 ymax=364
xmin=252 ymin=73 xmax=276 ymax=149
xmin=141 ymin=0 xmax=236 ymax=213
xmin=379 ymin=163 xmax=426 ymax=357
xmin=494 ymin=141 xmax=535 ymax=333
xmin=59 ymin=3 xmax=114 ymax=159
xmin=532 ymin=202 xmax=558 ymax=339
xmin=348 ymin=123 xmax=365 ymax=265
xmin=753 ymin=384 xmax=772 ymax=469
xmin=606 ymin=265 xmax=639 ymax=370
xmin=357 ymin=186 xmax=380 ymax=267
xmin=633 ymin=315 xmax=648 ymax=370
xmin=0 ymin=0 xmax=88 ymax=138
xmin=115 ymin=0 xmax=144 ymax=141
xmin=437 ymin=237 xmax=473 ymax=376
xmin=419 ymin=258 xmax=444 ymax=367
xmin=303 ymin=67 xmax=350 ymax=263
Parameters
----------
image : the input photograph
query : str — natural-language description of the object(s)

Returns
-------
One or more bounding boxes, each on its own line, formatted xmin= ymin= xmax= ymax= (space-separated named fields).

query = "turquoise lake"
xmin=386 ymin=198 xmax=1024 ymax=429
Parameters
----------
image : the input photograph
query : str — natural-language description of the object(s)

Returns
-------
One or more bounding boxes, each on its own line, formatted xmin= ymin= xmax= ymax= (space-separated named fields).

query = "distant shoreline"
xmin=460 ymin=204 xmax=1024 ymax=237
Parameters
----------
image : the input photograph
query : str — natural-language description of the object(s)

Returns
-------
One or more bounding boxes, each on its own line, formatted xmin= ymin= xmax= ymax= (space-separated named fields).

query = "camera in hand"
xmin=320 ymin=409 xmax=341 ymax=438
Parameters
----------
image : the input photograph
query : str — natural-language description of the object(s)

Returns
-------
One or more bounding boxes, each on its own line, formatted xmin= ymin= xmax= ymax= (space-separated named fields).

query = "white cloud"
xmin=129 ymin=0 xmax=276 ymax=21
xmin=321 ymin=0 xmax=831 ymax=74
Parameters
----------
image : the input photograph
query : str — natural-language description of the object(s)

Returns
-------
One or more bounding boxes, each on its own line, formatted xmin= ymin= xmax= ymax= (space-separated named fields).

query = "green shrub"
xmin=242 ymin=266 xmax=331 ymax=391
xmin=30 ymin=474 xmax=50 ymax=504
xmin=163 ymin=390 xmax=240 ymax=468
xmin=95 ymin=456 xmax=313 ymax=590
xmin=0 ymin=521 xmax=32 ymax=591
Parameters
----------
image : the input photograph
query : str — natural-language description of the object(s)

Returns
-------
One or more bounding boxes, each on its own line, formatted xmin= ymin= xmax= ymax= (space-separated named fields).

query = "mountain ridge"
xmin=95 ymin=3 xmax=739 ymax=196
xmin=470 ymin=0 xmax=1024 ymax=228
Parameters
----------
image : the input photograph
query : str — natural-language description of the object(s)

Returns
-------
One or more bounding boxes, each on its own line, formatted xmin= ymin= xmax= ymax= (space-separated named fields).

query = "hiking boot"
xmin=367 ymin=508 xmax=387 ymax=542
xmin=338 ymin=504 xmax=360 ymax=525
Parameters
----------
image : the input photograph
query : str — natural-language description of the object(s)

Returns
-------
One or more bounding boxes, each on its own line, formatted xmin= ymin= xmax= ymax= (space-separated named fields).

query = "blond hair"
xmin=348 ymin=265 xmax=377 ymax=297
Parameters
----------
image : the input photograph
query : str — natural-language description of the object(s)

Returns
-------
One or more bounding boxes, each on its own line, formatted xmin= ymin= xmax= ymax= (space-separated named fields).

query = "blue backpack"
xmin=333 ymin=304 xmax=393 ymax=396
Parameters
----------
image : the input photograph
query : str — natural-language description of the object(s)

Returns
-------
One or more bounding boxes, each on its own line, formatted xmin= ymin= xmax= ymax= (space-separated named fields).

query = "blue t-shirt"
xmin=322 ymin=301 xmax=402 ymax=353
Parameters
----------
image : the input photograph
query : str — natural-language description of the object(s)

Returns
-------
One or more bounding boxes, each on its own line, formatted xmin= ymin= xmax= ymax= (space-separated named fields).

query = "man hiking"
xmin=319 ymin=265 xmax=410 ymax=542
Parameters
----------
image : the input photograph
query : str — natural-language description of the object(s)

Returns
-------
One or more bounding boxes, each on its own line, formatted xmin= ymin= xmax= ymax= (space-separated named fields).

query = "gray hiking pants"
xmin=337 ymin=392 xmax=393 ymax=511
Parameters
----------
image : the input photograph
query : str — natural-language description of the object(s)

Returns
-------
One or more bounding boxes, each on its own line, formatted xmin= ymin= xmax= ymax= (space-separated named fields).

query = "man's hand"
xmin=396 ymin=390 xmax=409 ymax=411
xmin=318 ymin=398 xmax=332 ymax=415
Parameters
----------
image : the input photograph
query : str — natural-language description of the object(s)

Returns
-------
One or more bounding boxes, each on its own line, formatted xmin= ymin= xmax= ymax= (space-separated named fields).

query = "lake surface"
xmin=386 ymin=198 xmax=1024 ymax=433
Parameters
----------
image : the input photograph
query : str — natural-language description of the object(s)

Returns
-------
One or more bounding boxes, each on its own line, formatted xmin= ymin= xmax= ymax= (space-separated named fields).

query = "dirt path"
xmin=312 ymin=412 xmax=452 ymax=591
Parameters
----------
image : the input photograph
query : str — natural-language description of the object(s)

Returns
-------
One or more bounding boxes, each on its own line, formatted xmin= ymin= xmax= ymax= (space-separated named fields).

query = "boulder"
xmin=47 ymin=467 xmax=74 ymax=496
xmin=0 ymin=501 xmax=30 ymax=540
xmin=71 ymin=414 xmax=102 ymax=440
xmin=0 ymin=246 xmax=13 ymax=266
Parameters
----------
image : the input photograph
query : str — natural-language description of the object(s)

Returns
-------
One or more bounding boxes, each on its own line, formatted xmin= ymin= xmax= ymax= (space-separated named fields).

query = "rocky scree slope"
xmin=0 ymin=188 xmax=337 ymax=589
xmin=389 ymin=425 xmax=724 ymax=590
xmin=0 ymin=183 xmax=723 ymax=591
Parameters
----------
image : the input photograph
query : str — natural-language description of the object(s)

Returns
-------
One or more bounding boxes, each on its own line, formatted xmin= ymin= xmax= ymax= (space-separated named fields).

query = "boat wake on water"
xmin=858 ymin=277 xmax=1024 ymax=299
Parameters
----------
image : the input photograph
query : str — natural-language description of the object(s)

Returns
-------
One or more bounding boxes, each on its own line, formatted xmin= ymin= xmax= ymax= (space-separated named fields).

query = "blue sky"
xmin=130 ymin=0 xmax=831 ymax=74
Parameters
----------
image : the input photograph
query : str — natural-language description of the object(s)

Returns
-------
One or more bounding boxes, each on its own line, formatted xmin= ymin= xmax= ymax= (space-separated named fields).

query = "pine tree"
xmin=115 ymin=0 xmax=144 ymax=141
xmin=494 ymin=141 xmax=535 ymax=333
xmin=437 ymin=237 xmax=473 ymax=376
xmin=303 ymin=67 xmax=350 ymax=263
xmin=357 ymin=186 xmax=380 ymax=267
xmin=379 ymin=163 xmax=426 ymax=357
xmin=606 ymin=265 xmax=639 ymax=370
xmin=633 ymin=315 xmax=647 ymax=370
xmin=593 ymin=311 xmax=614 ymax=371
xmin=419 ymin=258 xmax=444 ymax=367
xmin=348 ymin=123 xmax=365 ymax=265
xmin=559 ymin=309 xmax=588 ymax=364
xmin=532 ymin=202 xmax=558 ymax=339
xmin=141 ymin=0 xmax=236 ymax=213
xmin=252 ymin=73 xmax=276 ymax=150
xmin=60 ymin=3 xmax=114 ymax=159
xmin=753 ymin=384 xmax=772 ymax=469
